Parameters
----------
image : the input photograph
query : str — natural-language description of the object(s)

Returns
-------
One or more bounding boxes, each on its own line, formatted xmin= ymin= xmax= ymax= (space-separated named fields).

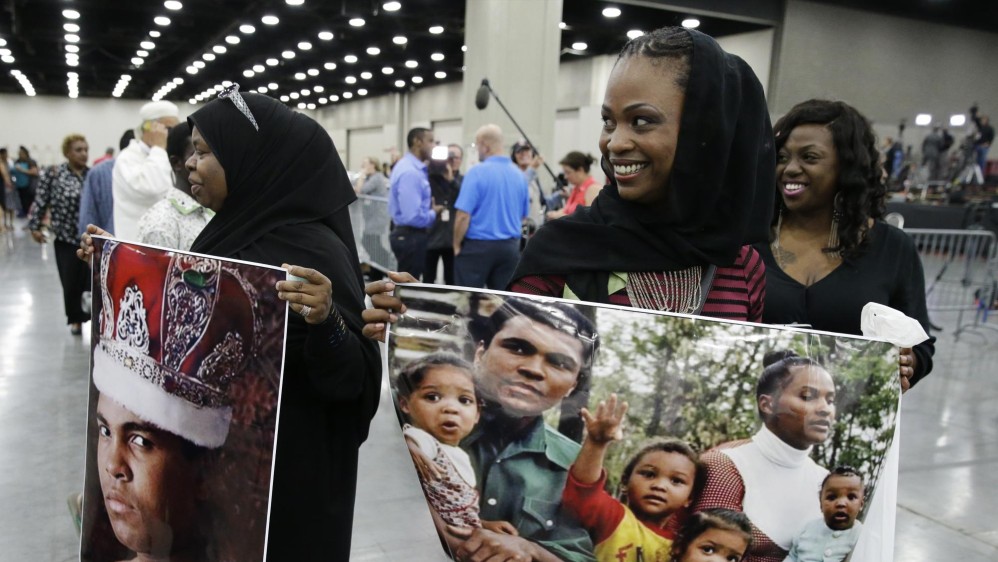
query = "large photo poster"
xmin=387 ymin=285 xmax=900 ymax=562
xmin=81 ymin=238 xmax=288 ymax=562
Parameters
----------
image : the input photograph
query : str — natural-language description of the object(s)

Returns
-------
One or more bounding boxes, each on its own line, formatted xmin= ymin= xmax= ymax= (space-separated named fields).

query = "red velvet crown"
xmin=93 ymin=240 xmax=260 ymax=448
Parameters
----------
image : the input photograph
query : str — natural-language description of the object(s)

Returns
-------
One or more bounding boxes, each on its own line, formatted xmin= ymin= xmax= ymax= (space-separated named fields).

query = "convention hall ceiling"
xmin=0 ymin=0 xmax=990 ymax=106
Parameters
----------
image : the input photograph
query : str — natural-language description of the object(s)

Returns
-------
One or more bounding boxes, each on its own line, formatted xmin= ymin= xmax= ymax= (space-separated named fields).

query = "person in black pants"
xmin=28 ymin=134 xmax=91 ymax=335
xmin=424 ymin=159 xmax=461 ymax=284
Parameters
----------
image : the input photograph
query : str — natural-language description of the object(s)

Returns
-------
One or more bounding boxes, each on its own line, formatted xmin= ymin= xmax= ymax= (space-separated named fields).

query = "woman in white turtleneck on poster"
xmin=693 ymin=351 xmax=836 ymax=562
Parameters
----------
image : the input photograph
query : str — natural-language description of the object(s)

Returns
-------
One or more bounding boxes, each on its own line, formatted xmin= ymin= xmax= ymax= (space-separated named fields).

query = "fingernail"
xmin=385 ymin=282 xmax=395 ymax=290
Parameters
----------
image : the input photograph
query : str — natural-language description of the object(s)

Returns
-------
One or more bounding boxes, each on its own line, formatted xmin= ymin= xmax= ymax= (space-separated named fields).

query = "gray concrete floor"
xmin=0 ymin=218 xmax=996 ymax=561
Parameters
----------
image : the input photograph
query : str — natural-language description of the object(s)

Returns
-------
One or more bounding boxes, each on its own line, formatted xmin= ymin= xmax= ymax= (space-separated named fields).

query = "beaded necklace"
xmin=625 ymin=267 xmax=704 ymax=313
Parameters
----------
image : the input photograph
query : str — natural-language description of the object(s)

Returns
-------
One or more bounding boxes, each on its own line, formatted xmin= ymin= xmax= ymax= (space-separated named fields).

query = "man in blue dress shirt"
xmin=389 ymin=127 xmax=442 ymax=279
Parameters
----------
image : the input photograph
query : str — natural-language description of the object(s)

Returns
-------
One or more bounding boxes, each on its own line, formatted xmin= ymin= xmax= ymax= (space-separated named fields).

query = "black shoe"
xmin=70 ymin=323 xmax=82 ymax=336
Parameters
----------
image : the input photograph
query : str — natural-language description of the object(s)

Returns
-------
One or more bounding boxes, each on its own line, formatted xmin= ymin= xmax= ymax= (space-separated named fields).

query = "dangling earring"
xmin=771 ymin=203 xmax=787 ymax=268
xmin=828 ymin=193 xmax=843 ymax=255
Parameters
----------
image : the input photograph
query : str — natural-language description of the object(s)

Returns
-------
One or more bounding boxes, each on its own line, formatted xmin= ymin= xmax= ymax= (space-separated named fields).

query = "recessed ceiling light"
xmin=141 ymin=41 xmax=156 ymax=49
xmin=434 ymin=71 xmax=446 ymax=79
xmin=297 ymin=102 xmax=305 ymax=109
xmin=64 ymin=23 xmax=80 ymax=32
xmin=172 ymin=77 xmax=183 ymax=84
xmin=202 ymin=53 xmax=215 ymax=61
xmin=382 ymin=66 xmax=394 ymax=74
xmin=298 ymin=41 xmax=313 ymax=50
xmin=318 ymin=97 xmax=328 ymax=104
xmin=0 ymin=38 xmax=7 ymax=47
xmin=330 ymin=94 xmax=339 ymax=101
xmin=358 ymin=88 xmax=368 ymax=96
xmin=558 ymin=22 xmax=567 ymax=30
xmin=189 ymin=98 xmax=197 ymax=104
xmin=282 ymin=50 xmax=296 ymax=59
xmin=307 ymin=68 xmax=319 ymax=76
xmin=349 ymin=18 xmax=365 ymax=27
xmin=154 ymin=16 xmax=171 ymax=26
xmin=681 ymin=18 xmax=700 ymax=29
xmin=267 ymin=58 xmax=279 ymax=66
xmin=65 ymin=34 xmax=80 ymax=43
xmin=65 ymin=45 xmax=80 ymax=53
xmin=393 ymin=35 xmax=407 ymax=45
xmin=131 ymin=57 xmax=144 ymax=65
xmin=571 ymin=42 xmax=587 ymax=50
xmin=950 ymin=114 xmax=966 ymax=127
xmin=324 ymin=62 xmax=337 ymax=70
xmin=243 ymin=70 xmax=255 ymax=77
xmin=343 ymin=92 xmax=353 ymax=99
xmin=430 ymin=53 xmax=444 ymax=61
xmin=462 ymin=45 xmax=467 ymax=52
xmin=360 ymin=71 xmax=373 ymax=79
xmin=295 ymin=72 xmax=306 ymax=80
xmin=287 ymin=0 xmax=304 ymax=5
xmin=262 ymin=15 xmax=279 ymax=25
xmin=212 ymin=45 xmax=226 ymax=54
xmin=915 ymin=113 xmax=932 ymax=126
xmin=186 ymin=66 xmax=198 ymax=74
xmin=367 ymin=46 xmax=380 ymax=55
xmin=602 ymin=7 xmax=621 ymax=18
xmin=239 ymin=24 xmax=256 ymax=35
xmin=301 ymin=89 xmax=310 ymax=95
xmin=405 ymin=60 xmax=417 ymax=68
xmin=164 ymin=1 xmax=183 ymax=10
xmin=149 ymin=30 xmax=161 ymax=38
xmin=280 ymin=95 xmax=290 ymax=102
xmin=226 ymin=35 xmax=240 ymax=44
xmin=318 ymin=31 xmax=334 ymax=41
xmin=307 ymin=103 xmax=316 ymax=109
xmin=63 ymin=9 xmax=80 ymax=19
xmin=627 ymin=29 xmax=644 ymax=40
xmin=394 ymin=80 xmax=405 ymax=87
xmin=290 ymin=92 xmax=300 ymax=99
xmin=193 ymin=60 xmax=206 ymax=68
xmin=429 ymin=25 xmax=444 ymax=34
xmin=253 ymin=64 xmax=265 ymax=72
xmin=314 ymin=85 xmax=324 ymax=92
xmin=268 ymin=82 xmax=278 ymax=89
xmin=67 ymin=59 xmax=79 ymax=67
xmin=344 ymin=54 xmax=358 ymax=63
xmin=137 ymin=50 xmax=149 ymax=57
xmin=383 ymin=1 xmax=401 ymax=11
xmin=345 ymin=76 xmax=357 ymax=84
xmin=0 ymin=48 xmax=11 ymax=56
xmin=412 ymin=76 xmax=423 ymax=84
xmin=1 ymin=55 xmax=13 ymax=63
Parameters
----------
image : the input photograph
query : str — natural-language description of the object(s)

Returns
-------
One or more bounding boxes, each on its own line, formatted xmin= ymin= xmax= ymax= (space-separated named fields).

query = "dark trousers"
xmin=54 ymin=240 xmax=90 ymax=325
xmin=16 ymin=188 xmax=34 ymax=218
xmin=423 ymin=247 xmax=454 ymax=285
xmin=453 ymin=238 xmax=520 ymax=289
xmin=389 ymin=227 xmax=428 ymax=280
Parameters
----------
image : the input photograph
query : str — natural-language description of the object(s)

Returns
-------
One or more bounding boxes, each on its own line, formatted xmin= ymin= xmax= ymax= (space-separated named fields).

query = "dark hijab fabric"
xmin=188 ymin=93 xmax=380 ymax=560
xmin=513 ymin=29 xmax=775 ymax=302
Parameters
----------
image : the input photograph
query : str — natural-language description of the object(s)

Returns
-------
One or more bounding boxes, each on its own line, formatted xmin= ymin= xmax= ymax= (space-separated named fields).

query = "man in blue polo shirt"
xmin=452 ymin=124 xmax=529 ymax=289
xmin=389 ymin=127 xmax=442 ymax=279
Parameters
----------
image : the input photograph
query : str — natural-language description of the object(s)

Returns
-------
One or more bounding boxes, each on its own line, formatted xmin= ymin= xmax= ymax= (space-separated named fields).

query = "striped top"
xmin=510 ymin=245 xmax=766 ymax=322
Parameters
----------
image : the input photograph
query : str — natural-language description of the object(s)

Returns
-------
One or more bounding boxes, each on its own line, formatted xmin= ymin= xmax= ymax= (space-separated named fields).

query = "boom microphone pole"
xmin=475 ymin=78 xmax=563 ymax=192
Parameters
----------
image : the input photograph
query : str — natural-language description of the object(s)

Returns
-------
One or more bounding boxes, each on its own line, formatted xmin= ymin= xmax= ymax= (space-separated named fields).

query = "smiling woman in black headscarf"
xmin=82 ymin=89 xmax=381 ymax=560
xmin=508 ymin=27 xmax=774 ymax=320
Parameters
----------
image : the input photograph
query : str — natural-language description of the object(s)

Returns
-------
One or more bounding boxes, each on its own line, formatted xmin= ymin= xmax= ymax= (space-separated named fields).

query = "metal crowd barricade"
xmin=905 ymin=227 xmax=998 ymax=337
xmin=350 ymin=194 xmax=397 ymax=273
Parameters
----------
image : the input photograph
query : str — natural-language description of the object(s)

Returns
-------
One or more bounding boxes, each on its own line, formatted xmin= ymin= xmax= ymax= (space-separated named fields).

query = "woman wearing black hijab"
xmin=362 ymin=27 xmax=773 ymax=337
xmin=81 ymin=89 xmax=381 ymax=560
xmin=509 ymin=27 xmax=774 ymax=319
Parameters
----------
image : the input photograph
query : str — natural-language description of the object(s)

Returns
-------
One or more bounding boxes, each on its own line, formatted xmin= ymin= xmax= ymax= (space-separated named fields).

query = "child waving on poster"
xmin=563 ymin=393 xmax=705 ymax=562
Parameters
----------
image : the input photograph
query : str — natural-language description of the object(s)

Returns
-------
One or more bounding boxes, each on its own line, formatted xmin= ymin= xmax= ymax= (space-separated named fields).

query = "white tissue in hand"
xmin=860 ymin=303 xmax=929 ymax=347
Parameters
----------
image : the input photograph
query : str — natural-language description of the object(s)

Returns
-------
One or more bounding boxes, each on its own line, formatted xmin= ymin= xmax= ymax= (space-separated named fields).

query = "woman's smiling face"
xmin=186 ymin=126 xmax=228 ymax=212
xmin=599 ymin=55 xmax=686 ymax=205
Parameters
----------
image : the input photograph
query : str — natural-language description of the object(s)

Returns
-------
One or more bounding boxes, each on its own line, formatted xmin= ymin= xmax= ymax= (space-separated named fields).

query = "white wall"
xmin=0 ymin=94 xmax=200 ymax=166
xmin=716 ymin=28 xmax=774 ymax=97
xmin=774 ymin=0 xmax=998 ymax=141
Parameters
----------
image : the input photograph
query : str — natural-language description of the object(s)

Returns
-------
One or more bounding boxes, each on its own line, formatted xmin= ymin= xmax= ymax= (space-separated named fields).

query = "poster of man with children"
xmin=386 ymin=285 xmax=901 ymax=562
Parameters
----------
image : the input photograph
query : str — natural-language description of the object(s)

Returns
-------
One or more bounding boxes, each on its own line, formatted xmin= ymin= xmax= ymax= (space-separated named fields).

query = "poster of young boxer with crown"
xmin=386 ymin=285 xmax=902 ymax=562
xmin=80 ymin=238 xmax=288 ymax=562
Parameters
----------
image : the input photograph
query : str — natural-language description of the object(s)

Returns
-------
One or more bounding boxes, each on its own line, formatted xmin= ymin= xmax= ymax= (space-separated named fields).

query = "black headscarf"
xmin=513 ymin=29 xmax=774 ymax=302
xmin=188 ymin=91 xmax=378 ymax=421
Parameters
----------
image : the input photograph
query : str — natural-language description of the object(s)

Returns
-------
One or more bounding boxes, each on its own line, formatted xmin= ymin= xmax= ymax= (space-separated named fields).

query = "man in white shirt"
xmin=111 ymin=101 xmax=180 ymax=241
